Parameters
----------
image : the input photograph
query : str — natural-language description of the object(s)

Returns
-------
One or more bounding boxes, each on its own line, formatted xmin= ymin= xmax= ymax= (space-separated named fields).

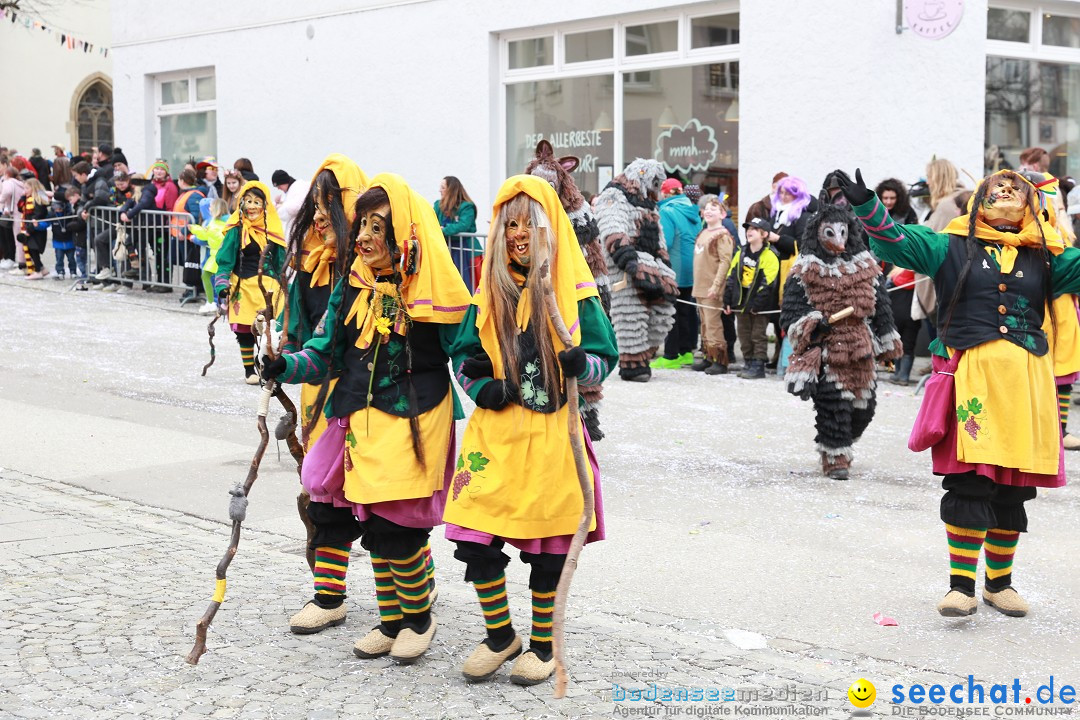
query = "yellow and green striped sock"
xmin=370 ymin=552 xmax=402 ymax=634
xmin=946 ymin=524 xmax=986 ymax=595
xmin=423 ymin=540 xmax=436 ymax=594
xmin=984 ymin=528 xmax=1020 ymax=592
xmin=475 ymin=573 xmax=514 ymax=646
xmin=388 ymin=547 xmax=431 ymax=631
xmin=1059 ymin=386 xmax=1070 ymax=435
xmin=529 ymin=589 xmax=555 ymax=658
xmin=313 ymin=544 xmax=350 ymax=607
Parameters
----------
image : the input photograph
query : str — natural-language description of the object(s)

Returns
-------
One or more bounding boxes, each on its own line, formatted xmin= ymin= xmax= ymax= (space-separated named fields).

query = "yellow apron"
xmin=444 ymin=403 xmax=597 ymax=540
xmin=342 ymin=392 xmax=453 ymax=505
xmin=229 ymin=274 xmax=283 ymax=327
xmin=952 ymin=339 xmax=1059 ymax=475
xmin=300 ymin=379 xmax=336 ymax=452
xmin=1044 ymin=294 xmax=1080 ymax=377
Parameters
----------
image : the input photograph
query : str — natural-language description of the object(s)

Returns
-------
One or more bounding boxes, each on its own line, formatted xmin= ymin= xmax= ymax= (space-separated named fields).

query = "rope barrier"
xmin=672 ymin=275 xmax=930 ymax=314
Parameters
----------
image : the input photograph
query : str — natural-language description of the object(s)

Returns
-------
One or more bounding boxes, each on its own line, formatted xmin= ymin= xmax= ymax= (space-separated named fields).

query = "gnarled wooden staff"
xmin=201 ymin=309 xmax=220 ymax=376
xmin=537 ymin=260 xmax=593 ymax=699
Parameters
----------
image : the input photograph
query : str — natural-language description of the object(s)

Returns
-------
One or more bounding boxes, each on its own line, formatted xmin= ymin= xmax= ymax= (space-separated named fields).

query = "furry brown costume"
xmin=780 ymin=204 xmax=903 ymax=478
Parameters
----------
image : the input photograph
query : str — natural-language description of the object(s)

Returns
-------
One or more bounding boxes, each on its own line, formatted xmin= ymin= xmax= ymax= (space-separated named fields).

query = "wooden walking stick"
xmin=537 ymin=260 xmax=593 ymax=699
xmin=201 ymin=310 xmax=220 ymax=376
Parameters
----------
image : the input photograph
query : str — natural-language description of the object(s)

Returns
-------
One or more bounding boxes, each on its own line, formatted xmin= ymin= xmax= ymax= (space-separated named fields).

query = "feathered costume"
xmin=525 ymin=139 xmax=610 ymax=440
xmin=595 ymin=158 xmax=677 ymax=381
xmin=780 ymin=204 xmax=903 ymax=479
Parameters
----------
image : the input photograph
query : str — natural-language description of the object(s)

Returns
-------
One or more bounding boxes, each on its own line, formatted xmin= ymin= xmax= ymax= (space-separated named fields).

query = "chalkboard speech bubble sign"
xmin=654 ymin=119 xmax=718 ymax=175
xmin=905 ymin=0 xmax=964 ymax=39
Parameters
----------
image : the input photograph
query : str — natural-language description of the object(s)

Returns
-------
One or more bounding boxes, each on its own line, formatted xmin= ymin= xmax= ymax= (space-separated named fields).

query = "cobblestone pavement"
xmin=1 ymin=279 xmax=1079 ymax=719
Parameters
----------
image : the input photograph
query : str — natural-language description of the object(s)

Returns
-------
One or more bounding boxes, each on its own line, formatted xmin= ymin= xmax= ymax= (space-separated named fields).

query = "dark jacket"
xmin=29 ymin=156 xmax=51 ymax=191
xmin=724 ymin=244 xmax=780 ymax=313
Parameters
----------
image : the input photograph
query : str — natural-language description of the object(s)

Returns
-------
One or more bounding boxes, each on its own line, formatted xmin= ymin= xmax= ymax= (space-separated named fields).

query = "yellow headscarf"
xmin=225 ymin=180 xmax=286 ymax=249
xmin=941 ymin=172 xmax=1063 ymax=274
xmin=475 ymin=175 xmax=599 ymax=380
xmin=344 ymin=173 xmax=472 ymax=350
xmin=301 ymin=154 xmax=370 ymax=288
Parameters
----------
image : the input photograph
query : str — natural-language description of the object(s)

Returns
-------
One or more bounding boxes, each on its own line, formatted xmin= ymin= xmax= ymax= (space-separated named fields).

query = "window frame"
xmin=152 ymin=67 xmax=217 ymax=170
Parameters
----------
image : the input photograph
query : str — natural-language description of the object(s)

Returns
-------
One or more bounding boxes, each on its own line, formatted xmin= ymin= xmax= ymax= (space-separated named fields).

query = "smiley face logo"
xmin=848 ymin=679 xmax=876 ymax=708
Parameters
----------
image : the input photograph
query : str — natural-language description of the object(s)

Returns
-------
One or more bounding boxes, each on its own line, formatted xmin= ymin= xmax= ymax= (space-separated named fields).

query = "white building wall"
xmin=114 ymin=0 xmax=991 ymax=226
xmin=740 ymin=0 xmax=988 ymax=208
xmin=0 ymin=0 xmax=112 ymax=154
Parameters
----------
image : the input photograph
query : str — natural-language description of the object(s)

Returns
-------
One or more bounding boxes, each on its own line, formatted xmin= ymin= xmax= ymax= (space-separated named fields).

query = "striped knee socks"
xmin=529 ymin=589 xmax=556 ymax=658
xmin=474 ymin=573 xmax=514 ymax=647
xmin=946 ymin=524 xmax=986 ymax=595
xmin=984 ymin=529 xmax=1020 ymax=592
xmin=312 ymin=544 xmax=350 ymax=608
xmin=388 ymin=548 xmax=432 ymax=631
xmin=1059 ymin=385 xmax=1070 ymax=436
xmin=423 ymin=540 xmax=436 ymax=594
xmin=370 ymin=552 xmax=402 ymax=635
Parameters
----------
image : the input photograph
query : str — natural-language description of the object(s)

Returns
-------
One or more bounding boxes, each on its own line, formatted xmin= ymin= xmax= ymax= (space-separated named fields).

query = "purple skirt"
xmin=444 ymin=423 xmax=606 ymax=554
xmin=301 ymin=415 xmax=452 ymax=528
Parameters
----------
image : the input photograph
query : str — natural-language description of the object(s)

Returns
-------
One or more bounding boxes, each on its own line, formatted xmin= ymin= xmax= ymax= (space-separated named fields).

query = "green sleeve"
xmin=1050 ymin=246 xmax=1080 ymax=296
xmin=576 ymin=296 xmax=618 ymax=386
xmin=439 ymin=324 xmax=466 ymax=420
xmin=215 ymin=226 xmax=239 ymax=276
xmin=441 ymin=201 xmax=477 ymax=238
xmin=268 ymin=243 xmax=286 ymax=276
xmin=853 ymin=196 xmax=949 ymax=277
xmin=448 ymin=305 xmax=491 ymax=405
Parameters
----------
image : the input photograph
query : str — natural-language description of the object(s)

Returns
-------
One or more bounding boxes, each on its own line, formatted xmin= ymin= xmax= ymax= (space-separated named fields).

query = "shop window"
xmin=625 ymin=21 xmax=677 ymax=57
xmin=691 ymin=14 xmax=739 ymax=49
xmin=1043 ymin=14 xmax=1080 ymax=49
xmin=622 ymin=62 xmax=739 ymax=203
xmin=509 ymin=37 xmax=553 ymax=69
xmin=156 ymin=69 xmax=217 ymax=177
xmin=987 ymin=8 xmax=1030 ymax=42
xmin=506 ymin=74 xmax=614 ymax=196
xmin=985 ymin=57 xmax=1080 ymax=179
xmin=565 ymin=29 xmax=614 ymax=63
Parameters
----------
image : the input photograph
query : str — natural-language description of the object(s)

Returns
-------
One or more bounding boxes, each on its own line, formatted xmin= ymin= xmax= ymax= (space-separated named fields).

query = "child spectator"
xmin=90 ymin=171 xmax=136 ymax=281
xmin=65 ymin=185 xmax=89 ymax=279
xmin=18 ymin=178 xmax=51 ymax=279
xmin=49 ymin=186 xmax=76 ymax=279
xmin=189 ymin=198 xmax=230 ymax=315
xmin=691 ymin=196 xmax=735 ymax=375
xmin=724 ymin=216 xmax=779 ymax=379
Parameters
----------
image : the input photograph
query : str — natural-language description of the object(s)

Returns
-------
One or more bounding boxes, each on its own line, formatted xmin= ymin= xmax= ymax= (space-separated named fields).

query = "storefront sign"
xmin=523 ymin=130 xmax=605 ymax=173
xmin=654 ymin=119 xmax=718 ymax=174
xmin=905 ymin=0 xmax=963 ymax=39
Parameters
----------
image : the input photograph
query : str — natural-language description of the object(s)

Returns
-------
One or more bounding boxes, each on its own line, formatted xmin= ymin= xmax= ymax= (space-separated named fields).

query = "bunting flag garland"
xmin=0 ymin=8 xmax=109 ymax=56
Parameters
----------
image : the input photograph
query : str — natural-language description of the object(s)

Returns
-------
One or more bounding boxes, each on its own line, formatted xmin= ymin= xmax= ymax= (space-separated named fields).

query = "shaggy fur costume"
xmin=595 ymin=159 xmax=677 ymax=380
xmin=526 ymin=140 xmax=609 ymax=439
xmin=780 ymin=205 xmax=903 ymax=471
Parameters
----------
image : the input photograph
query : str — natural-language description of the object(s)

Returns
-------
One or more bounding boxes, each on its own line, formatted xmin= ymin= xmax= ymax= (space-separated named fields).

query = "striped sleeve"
xmin=279 ymin=348 xmax=329 ymax=385
xmin=577 ymin=352 xmax=609 ymax=388
xmin=212 ymin=271 xmax=231 ymax=296
xmin=853 ymin=196 xmax=949 ymax=278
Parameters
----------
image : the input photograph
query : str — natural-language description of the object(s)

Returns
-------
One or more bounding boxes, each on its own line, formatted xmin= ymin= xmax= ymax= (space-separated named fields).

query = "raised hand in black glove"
xmin=557 ymin=346 xmax=587 ymax=377
xmin=261 ymin=354 xmax=287 ymax=381
xmin=834 ymin=168 xmax=873 ymax=207
xmin=475 ymin=380 xmax=519 ymax=411
xmin=461 ymin=352 xmax=494 ymax=380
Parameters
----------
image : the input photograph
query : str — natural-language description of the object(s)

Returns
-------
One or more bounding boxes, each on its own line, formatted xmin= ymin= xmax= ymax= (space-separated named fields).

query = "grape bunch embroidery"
xmin=956 ymin=397 xmax=985 ymax=441
xmin=453 ymin=451 xmax=490 ymax=501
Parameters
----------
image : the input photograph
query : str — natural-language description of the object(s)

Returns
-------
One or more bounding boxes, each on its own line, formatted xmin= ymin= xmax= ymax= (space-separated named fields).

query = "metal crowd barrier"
xmin=446 ymin=232 xmax=486 ymax=293
xmin=84 ymin=205 xmax=199 ymax=301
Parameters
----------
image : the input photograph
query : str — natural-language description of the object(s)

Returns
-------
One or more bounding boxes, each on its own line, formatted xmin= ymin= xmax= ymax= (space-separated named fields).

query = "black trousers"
xmin=453 ymin=539 xmax=565 ymax=592
xmin=0 ymin=218 xmax=15 ymax=261
xmin=940 ymin=472 xmax=1036 ymax=531
xmin=663 ymin=287 xmax=698 ymax=359
xmin=307 ymin=500 xmax=363 ymax=549
xmin=890 ymin=287 xmax=921 ymax=358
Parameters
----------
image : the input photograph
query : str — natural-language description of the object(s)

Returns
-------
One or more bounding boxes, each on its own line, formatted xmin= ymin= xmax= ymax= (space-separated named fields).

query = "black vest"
xmin=296 ymin=269 xmax=331 ymax=342
xmin=333 ymin=281 xmax=451 ymax=418
xmin=235 ymin=239 xmax=263 ymax=279
xmin=935 ymin=235 xmax=1049 ymax=356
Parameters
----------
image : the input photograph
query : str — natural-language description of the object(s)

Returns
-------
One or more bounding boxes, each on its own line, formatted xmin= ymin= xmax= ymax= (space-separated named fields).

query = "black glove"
xmin=810 ymin=319 xmax=832 ymax=344
xmin=216 ymin=289 xmax=229 ymax=312
xmin=558 ymin=346 xmax=587 ymax=377
xmin=461 ymin=353 xmax=494 ymax=380
xmin=835 ymin=168 xmax=873 ymax=206
xmin=475 ymin=380 xmax=519 ymax=411
xmin=261 ymin=354 xmax=287 ymax=381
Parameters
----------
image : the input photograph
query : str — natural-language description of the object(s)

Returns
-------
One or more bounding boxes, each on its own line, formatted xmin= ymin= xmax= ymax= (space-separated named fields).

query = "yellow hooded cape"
xmin=225 ymin=180 xmax=287 ymax=249
xmin=301 ymin=154 xmax=370 ymax=288
xmin=344 ymin=173 xmax=471 ymax=350
xmin=475 ymin=175 xmax=599 ymax=380
xmin=942 ymin=172 xmax=1063 ymax=274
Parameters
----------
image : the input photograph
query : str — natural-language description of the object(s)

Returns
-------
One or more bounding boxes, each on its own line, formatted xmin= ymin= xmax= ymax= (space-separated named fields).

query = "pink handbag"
xmin=908 ymin=349 xmax=964 ymax=452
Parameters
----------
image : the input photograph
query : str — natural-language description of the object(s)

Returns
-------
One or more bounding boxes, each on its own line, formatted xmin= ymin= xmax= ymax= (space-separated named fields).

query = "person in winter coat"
xmin=724 ymin=217 xmax=780 ymax=379
xmin=0 ymin=165 xmax=26 ymax=270
xmin=435 ymin=176 xmax=479 ymax=290
xmin=18 ymin=178 xmax=51 ymax=279
xmin=196 ymin=156 xmax=222 ymax=200
xmin=652 ymin=178 xmax=704 ymax=369
xmin=28 ymin=149 xmax=51 ymax=192
xmin=89 ymin=172 xmax=137 ymax=281
xmin=119 ymin=161 xmax=178 ymax=291
xmin=691 ymin=196 xmax=735 ymax=375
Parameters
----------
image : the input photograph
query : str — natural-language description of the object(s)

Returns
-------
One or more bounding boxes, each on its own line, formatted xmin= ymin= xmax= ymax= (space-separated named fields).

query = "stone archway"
xmin=69 ymin=73 xmax=113 ymax=155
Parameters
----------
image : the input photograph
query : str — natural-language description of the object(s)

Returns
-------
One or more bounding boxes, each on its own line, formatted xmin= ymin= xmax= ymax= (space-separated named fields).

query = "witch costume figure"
xmin=446 ymin=175 xmax=617 ymax=686
xmin=262 ymin=173 xmax=472 ymax=661
xmin=265 ymin=154 xmax=376 ymax=635
xmin=525 ymin=139 xmax=610 ymax=440
xmin=840 ymin=168 xmax=1080 ymax=618
xmin=779 ymin=203 xmax=903 ymax=480
xmin=213 ymin=180 xmax=287 ymax=383
xmin=594 ymin=158 xmax=676 ymax=382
